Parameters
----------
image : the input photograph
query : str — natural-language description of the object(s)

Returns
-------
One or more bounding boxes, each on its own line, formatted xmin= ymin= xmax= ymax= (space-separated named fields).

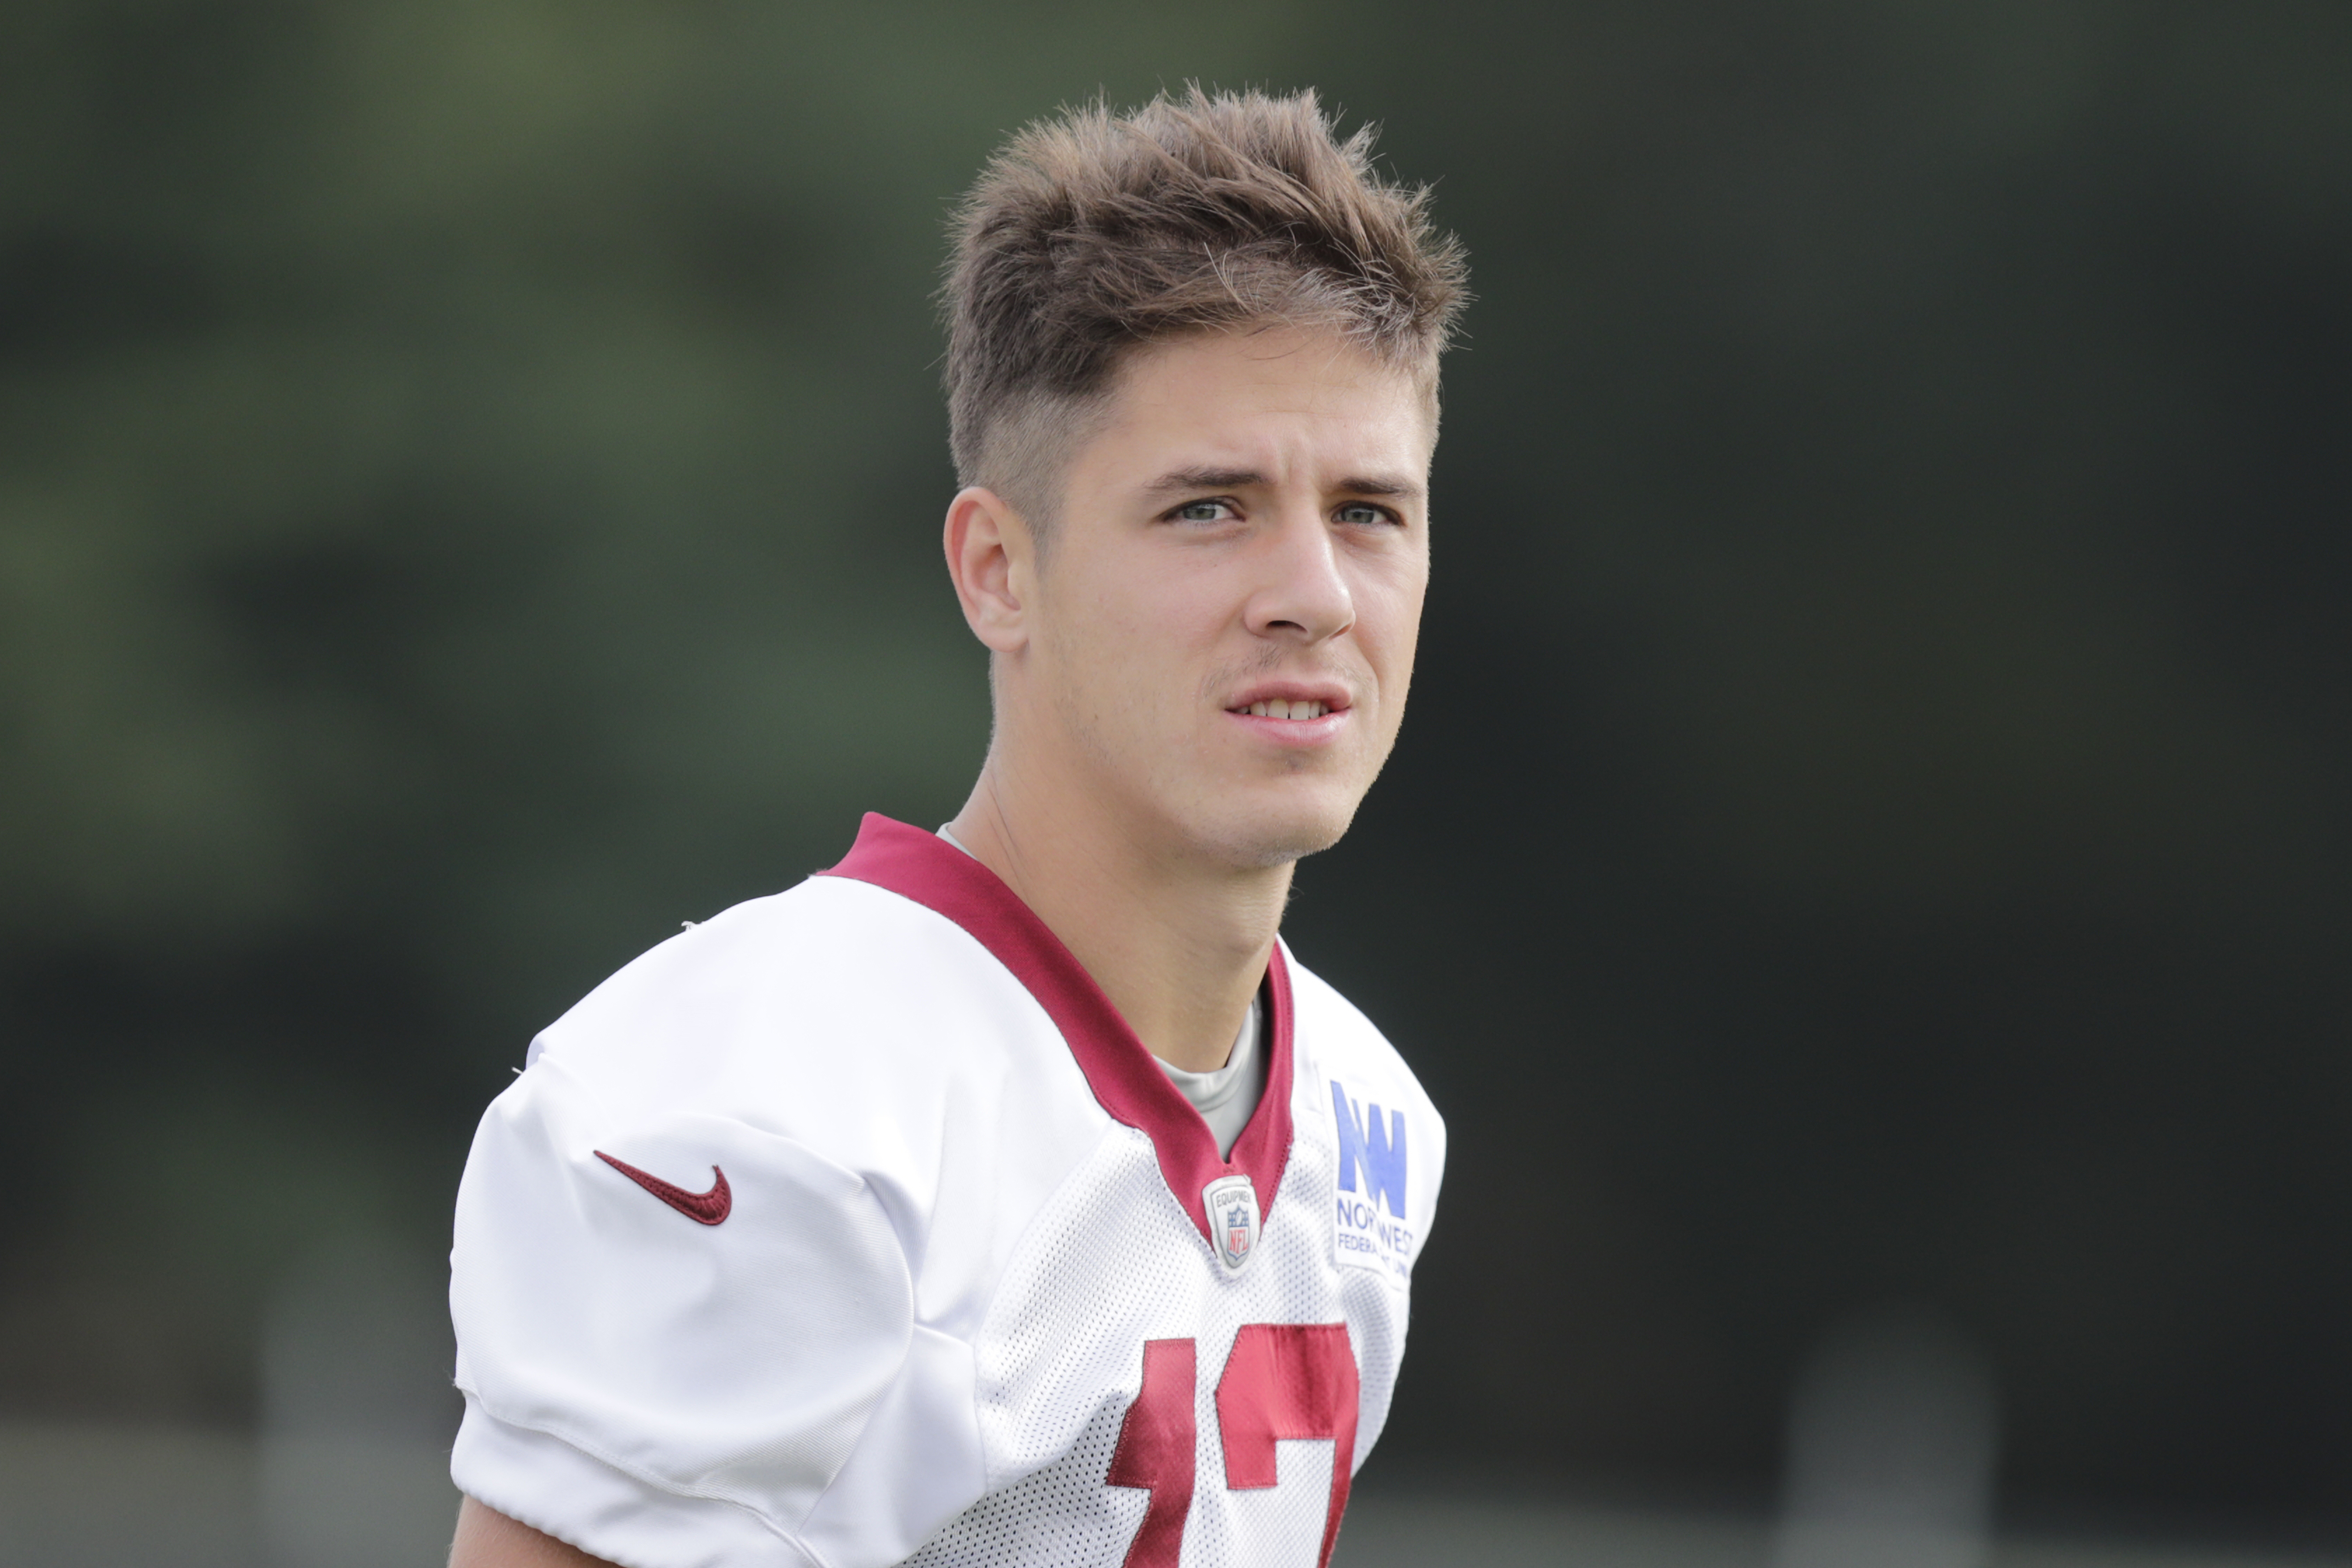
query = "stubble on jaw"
xmin=1198 ymin=808 xmax=1357 ymax=874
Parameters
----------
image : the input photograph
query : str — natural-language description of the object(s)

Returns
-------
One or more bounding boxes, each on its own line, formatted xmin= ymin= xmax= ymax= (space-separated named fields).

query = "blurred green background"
xmin=3 ymin=0 xmax=2349 ymax=1547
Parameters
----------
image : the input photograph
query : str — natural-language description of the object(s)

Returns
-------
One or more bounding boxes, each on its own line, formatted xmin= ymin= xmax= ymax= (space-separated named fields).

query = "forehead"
xmin=1074 ymin=327 xmax=1436 ymax=490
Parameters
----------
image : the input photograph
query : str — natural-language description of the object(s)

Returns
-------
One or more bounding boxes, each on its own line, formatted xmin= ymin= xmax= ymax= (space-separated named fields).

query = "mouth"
xmin=1236 ymin=697 xmax=1334 ymax=720
xmin=1223 ymin=683 xmax=1354 ymax=746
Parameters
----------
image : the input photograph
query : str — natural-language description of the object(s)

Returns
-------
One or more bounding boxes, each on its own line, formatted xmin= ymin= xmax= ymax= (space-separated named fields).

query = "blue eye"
xmin=1336 ymin=503 xmax=1391 ymax=526
xmin=1173 ymin=500 xmax=1234 ymax=522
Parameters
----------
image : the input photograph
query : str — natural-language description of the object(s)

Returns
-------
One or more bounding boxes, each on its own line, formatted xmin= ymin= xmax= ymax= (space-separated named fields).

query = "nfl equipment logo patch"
xmin=1201 ymin=1174 xmax=1260 ymax=1275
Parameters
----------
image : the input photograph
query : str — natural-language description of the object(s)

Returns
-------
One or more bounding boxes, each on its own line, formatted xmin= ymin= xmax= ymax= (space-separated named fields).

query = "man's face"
xmin=1022 ymin=325 xmax=1434 ymax=868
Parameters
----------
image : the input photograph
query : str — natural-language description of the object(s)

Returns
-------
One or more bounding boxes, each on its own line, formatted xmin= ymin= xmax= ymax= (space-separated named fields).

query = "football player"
xmin=447 ymin=86 xmax=1467 ymax=1568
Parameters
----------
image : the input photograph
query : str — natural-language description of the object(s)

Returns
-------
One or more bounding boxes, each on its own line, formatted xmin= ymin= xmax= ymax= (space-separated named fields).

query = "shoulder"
xmin=1283 ymin=947 xmax=1444 ymax=1137
xmin=517 ymin=874 xmax=1103 ymax=1159
xmin=1265 ymin=943 xmax=1447 ymax=1295
xmin=449 ymin=871 xmax=1103 ymax=1563
xmin=1281 ymin=943 xmax=1447 ymax=1227
xmin=530 ymin=872 xmax=1018 ymax=1074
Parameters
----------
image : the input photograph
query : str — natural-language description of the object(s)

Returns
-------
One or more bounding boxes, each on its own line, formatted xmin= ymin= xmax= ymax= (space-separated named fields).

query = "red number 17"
xmin=1106 ymin=1324 xmax=1360 ymax=1568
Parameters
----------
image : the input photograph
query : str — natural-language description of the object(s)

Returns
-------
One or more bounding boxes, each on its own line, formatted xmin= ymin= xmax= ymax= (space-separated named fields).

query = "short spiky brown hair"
xmin=944 ymin=86 xmax=1468 ymax=528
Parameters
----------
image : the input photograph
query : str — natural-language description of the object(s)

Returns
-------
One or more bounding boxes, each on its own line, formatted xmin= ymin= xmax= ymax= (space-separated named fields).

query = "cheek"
xmin=1084 ymin=574 xmax=1230 ymax=668
xmin=1356 ymin=567 xmax=1427 ymax=686
xmin=1040 ymin=574 xmax=1202 ymax=718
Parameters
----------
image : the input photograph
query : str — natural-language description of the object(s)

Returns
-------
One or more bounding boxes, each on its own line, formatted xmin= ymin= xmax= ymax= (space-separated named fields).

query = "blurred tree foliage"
xmin=2 ymin=0 xmax=2348 ymax=1529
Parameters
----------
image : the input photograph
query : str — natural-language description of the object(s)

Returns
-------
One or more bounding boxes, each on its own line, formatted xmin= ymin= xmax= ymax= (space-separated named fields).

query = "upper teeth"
xmin=1247 ymin=700 xmax=1329 ymax=719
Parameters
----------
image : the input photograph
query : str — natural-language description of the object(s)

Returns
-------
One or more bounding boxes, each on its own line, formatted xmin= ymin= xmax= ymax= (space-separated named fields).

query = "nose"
xmin=1245 ymin=505 xmax=1355 ymax=645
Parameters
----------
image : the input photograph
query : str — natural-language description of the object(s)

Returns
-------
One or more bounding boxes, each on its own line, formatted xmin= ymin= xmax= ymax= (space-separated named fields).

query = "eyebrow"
xmin=1141 ymin=466 xmax=1425 ymax=501
xmin=1143 ymin=466 xmax=1267 ymax=494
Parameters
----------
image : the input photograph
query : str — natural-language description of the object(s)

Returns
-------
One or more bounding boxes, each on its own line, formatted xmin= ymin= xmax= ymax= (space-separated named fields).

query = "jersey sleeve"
xmin=449 ymin=1057 xmax=916 ymax=1568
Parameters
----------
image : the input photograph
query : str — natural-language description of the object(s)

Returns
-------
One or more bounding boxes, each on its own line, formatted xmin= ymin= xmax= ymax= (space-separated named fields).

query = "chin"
xmin=1183 ymin=788 xmax=1359 ymax=870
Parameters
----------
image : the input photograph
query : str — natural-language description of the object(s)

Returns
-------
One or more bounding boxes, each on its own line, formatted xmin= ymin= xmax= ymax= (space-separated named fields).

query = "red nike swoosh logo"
xmin=595 ymin=1151 xmax=732 ymax=1225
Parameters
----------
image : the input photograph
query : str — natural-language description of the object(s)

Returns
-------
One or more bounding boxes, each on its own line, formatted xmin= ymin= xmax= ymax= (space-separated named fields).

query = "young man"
xmin=447 ymin=87 xmax=1467 ymax=1568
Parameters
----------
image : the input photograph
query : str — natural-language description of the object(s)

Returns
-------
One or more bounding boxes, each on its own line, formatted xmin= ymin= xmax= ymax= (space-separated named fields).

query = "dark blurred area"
xmin=2 ymin=0 xmax=2348 ymax=1554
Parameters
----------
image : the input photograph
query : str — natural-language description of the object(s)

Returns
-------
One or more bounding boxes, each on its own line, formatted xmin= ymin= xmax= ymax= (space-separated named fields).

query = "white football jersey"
xmin=449 ymin=815 xmax=1445 ymax=1568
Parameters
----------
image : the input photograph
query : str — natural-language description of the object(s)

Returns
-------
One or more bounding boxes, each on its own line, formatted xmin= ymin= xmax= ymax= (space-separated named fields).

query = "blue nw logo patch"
xmin=1330 ymin=1081 xmax=1408 ymax=1218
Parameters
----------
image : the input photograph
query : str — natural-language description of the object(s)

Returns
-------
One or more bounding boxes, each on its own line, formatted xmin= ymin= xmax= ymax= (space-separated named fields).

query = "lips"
xmin=1225 ymin=682 xmax=1352 ymax=722
xmin=1222 ymin=682 xmax=1354 ymax=752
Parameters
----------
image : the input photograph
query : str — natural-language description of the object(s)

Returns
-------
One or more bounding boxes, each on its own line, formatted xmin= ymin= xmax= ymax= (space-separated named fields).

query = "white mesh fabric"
xmin=902 ymin=1112 xmax=1409 ymax=1568
xmin=901 ymin=1398 xmax=1145 ymax=1568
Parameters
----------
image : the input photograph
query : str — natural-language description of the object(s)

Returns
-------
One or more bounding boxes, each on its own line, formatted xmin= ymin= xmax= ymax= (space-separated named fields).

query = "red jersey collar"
xmin=819 ymin=812 xmax=1296 ymax=1242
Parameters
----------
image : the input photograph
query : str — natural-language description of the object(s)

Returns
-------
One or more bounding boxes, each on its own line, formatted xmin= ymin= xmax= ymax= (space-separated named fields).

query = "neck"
xmin=947 ymin=749 xmax=1288 ymax=1075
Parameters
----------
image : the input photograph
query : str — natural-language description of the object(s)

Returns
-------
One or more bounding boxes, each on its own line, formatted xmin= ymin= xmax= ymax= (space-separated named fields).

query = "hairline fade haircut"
xmin=943 ymin=86 xmax=1469 ymax=541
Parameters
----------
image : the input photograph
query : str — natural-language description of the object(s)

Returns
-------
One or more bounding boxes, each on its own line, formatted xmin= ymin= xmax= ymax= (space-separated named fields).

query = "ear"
xmin=943 ymin=486 xmax=1035 ymax=654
